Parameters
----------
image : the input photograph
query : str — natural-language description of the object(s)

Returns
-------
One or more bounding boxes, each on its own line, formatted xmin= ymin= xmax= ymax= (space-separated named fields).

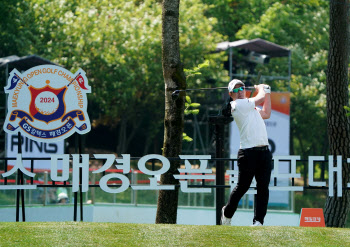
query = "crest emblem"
xmin=3 ymin=65 xmax=91 ymax=142
xmin=29 ymin=83 xmax=67 ymax=123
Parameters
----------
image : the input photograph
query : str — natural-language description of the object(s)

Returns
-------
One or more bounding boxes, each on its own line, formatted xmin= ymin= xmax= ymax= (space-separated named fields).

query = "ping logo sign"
xmin=4 ymin=65 xmax=91 ymax=142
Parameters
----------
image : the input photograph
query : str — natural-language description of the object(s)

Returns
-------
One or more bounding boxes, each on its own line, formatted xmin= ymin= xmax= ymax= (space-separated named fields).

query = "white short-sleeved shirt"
xmin=230 ymin=98 xmax=269 ymax=149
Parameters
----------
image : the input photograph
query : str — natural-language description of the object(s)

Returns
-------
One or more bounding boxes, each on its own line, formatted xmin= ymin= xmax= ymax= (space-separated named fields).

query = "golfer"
xmin=221 ymin=79 xmax=272 ymax=226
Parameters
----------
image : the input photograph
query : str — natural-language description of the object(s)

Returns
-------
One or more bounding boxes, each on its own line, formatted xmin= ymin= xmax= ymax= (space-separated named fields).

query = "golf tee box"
xmin=299 ymin=208 xmax=325 ymax=227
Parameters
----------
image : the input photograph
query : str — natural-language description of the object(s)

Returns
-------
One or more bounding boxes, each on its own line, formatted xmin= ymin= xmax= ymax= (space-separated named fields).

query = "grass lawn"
xmin=0 ymin=222 xmax=349 ymax=246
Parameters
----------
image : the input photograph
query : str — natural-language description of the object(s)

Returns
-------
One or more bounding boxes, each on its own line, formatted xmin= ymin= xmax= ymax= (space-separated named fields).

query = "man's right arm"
xmin=253 ymin=84 xmax=271 ymax=119
xmin=260 ymin=93 xmax=271 ymax=119
xmin=252 ymin=84 xmax=266 ymax=106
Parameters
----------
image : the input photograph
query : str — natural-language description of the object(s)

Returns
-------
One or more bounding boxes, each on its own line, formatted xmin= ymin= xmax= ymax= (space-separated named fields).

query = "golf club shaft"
xmin=174 ymin=86 xmax=255 ymax=94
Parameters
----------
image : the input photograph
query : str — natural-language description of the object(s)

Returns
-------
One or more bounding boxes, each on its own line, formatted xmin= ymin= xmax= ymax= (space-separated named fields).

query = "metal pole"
xmin=21 ymin=174 xmax=25 ymax=221
xmin=73 ymin=192 xmax=77 ymax=221
xmin=91 ymin=173 xmax=95 ymax=204
xmin=288 ymin=51 xmax=292 ymax=91
xmin=43 ymin=171 xmax=48 ymax=206
xmin=134 ymin=171 xmax=138 ymax=206
xmin=79 ymin=135 xmax=83 ymax=221
xmin=16 ymin=170 xmax=20 ymax=222
xmin=4 ymin=64 xmax=9 ymax=157
xmin=73 ymin=134 xmax=78 ymax=221
xmin=215 ymin=124 xmax=225 ymax=225
xmin=73 ymin=134 xmax=84 ymax=221
xmin=229 ymin=47 xmax=233 ymax=80
xmin=209 ymin=116 xmax=233 ymax=225
xmin=16 ymin=132 xmax=25 ymax=222
xmin=80 ymin=167 xmax=83 ymax=221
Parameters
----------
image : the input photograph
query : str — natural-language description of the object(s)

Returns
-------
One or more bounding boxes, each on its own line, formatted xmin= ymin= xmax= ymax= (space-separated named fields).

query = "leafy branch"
xmin=183 ymin=96 xmax=201 ymax=142
xmin=344 ymin=106 xmax=350 ymax=116
xmin=184 ymin=60 xmax=210 ymax=78
xmin=182 ymin=61 xmax=209 ymax=142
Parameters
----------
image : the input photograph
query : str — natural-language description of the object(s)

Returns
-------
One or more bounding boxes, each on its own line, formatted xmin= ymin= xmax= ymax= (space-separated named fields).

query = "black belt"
xmin=244 ymin=146 xmax=269 ymax=151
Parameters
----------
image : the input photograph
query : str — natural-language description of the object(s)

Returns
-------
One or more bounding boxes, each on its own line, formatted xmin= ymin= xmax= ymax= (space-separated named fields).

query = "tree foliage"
xmin=1 ymin=0 xmax=334 ymax=158
xmin=202 ymin=0 xmax=277 ymax=38
xmin=232 ymin=1 xmax=329 ymax=157
xmin=0 ymin=0 xmax=38 ymax=58
xmin=1 ymin=0 xmax=226 ymax=155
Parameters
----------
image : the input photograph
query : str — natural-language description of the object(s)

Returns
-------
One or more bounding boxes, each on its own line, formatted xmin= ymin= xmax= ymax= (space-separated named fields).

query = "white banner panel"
xmin=6 ymin=133 xmax=64 ymax=169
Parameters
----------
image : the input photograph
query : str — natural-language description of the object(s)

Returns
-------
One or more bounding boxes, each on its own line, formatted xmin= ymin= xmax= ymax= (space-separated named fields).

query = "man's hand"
xmin=255 ymin=84 xmax=271 ymax=94
xmin=263 ymin=85 xmax=271 ymax=94
xmin=253 ymin=84 xmax=267 ymax=106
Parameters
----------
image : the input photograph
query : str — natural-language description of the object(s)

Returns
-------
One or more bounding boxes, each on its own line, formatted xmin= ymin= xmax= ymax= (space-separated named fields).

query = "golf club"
xmin=171 ymin=86 xmax=255 ymax=100
xmin=172 ymin=72 xmax=263 ymax=100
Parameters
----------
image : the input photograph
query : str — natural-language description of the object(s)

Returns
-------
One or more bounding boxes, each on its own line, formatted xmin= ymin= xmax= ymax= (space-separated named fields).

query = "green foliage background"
xmin=0 ymin=0 xmax=332 ymax=158
xmin=0 ymin=0 xmax=226 ymax=155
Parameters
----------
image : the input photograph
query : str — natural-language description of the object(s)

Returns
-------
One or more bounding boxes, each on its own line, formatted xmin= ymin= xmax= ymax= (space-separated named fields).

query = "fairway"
xmin=0 ymin=222 xmax=349 ymax=247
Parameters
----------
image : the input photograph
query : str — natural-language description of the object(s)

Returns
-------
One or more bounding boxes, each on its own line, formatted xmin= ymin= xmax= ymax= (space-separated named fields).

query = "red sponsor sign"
xmin=299 ymin=208 xmax=325 ymax=227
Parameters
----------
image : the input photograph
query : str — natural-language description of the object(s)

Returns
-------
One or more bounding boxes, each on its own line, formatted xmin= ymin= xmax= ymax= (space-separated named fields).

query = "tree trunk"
xmin=155 ymin=0 xmax=186 ymax=224
xmin=324 ymin=0 xmax=350 ymax=228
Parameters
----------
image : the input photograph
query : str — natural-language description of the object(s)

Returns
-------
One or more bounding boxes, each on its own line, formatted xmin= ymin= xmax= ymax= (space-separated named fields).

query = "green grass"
xmin=0 ymin=222 xmax=349 ymax=247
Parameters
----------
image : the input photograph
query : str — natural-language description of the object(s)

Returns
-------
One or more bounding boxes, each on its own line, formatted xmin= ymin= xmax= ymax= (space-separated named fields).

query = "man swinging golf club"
xmin=221 ymin=79 xmax=272 ymax=226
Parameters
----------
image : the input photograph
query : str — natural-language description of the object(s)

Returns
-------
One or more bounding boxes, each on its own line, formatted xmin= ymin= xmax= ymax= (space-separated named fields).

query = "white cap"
xmin=228 ymin=79 xmax=244 ymax=92
xmin=58 ymin=192 xmax=68 ymax=201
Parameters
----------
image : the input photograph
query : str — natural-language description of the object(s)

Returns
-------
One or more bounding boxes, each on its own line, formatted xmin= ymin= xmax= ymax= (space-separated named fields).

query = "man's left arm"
xmin=259 ymin=86 xmax=271 ymax=119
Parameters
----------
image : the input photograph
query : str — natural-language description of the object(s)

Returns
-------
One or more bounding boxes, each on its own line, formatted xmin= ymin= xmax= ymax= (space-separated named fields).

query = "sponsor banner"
xmin=299 ymin=208 xmax=325 ymax=227
xmin=3 ymin=65 xmax=91 ymax=143
xmin=0 ymin=154 xmax=347 ymax=197
xmin=6 ymin=134 xmax=64 ymax=169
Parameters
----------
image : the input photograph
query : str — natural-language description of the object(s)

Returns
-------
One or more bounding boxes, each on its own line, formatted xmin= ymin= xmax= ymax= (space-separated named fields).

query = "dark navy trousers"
xmin=224 ymin=147 xmax=272 ymax=224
